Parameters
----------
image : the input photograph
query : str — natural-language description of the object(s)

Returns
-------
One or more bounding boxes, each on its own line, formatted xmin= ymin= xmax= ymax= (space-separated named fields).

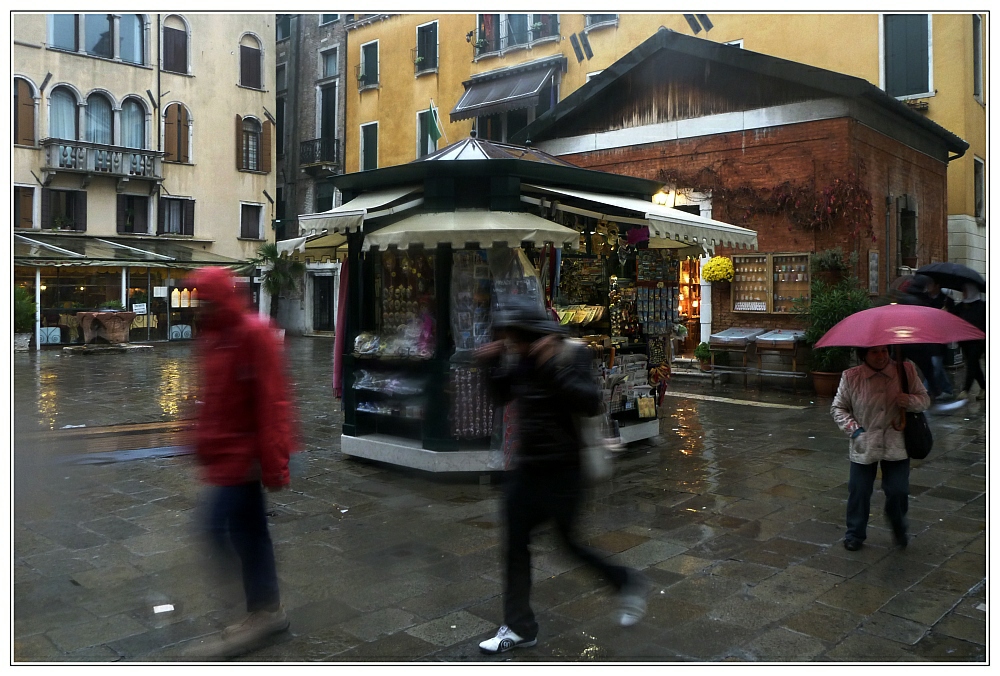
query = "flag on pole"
xmin=427 ymin=105 xmax=442 ymax=143
xmin=429 ymin=99 xmax=447 ymax=144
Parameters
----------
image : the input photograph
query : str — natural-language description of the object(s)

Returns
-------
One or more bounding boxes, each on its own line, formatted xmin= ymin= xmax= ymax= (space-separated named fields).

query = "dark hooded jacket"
xmin=484 ymin=297 xmax=601 ymax=469
xmin=189 ymin=267 xmax=295 ymax=487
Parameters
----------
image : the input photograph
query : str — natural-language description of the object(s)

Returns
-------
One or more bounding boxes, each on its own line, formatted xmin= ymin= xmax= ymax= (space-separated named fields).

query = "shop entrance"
xmin=313 ymin=275 xmax=336 ymax=332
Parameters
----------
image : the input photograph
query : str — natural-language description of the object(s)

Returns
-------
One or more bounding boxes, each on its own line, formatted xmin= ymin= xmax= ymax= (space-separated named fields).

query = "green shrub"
xmin=796 ymin=277 xmax=871 ymax=372
xmin=14 ymin=286 xmax=36 ymax=333
xmin=694 ymin=342 xmax=711 ymax=362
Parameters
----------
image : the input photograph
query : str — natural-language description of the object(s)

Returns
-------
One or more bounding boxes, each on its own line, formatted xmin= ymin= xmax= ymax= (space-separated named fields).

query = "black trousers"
xmin=961 ymin=341 xmax=986 ymax=392
xmin=502 ymin=464 xmax=629 ymax=641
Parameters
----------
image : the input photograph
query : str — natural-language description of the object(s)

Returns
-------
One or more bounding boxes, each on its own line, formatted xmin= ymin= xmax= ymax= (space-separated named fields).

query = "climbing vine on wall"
xmin=660 ymin=162 xmax=876 ymax=242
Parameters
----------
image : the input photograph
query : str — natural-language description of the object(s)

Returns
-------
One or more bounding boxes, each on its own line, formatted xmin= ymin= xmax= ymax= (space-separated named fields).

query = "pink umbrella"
xmin=814 ymin=304 xmax=985 ymax=348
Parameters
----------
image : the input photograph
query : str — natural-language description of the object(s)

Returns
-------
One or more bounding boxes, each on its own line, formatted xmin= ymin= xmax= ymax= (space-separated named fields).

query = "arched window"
xmin=14 ymin=78 xmax=36 ymax=146
xmin=84 ymin=14 xmax=113 ymax=58
xmin=242 ymin=117 xmax=261 ymax=170
xmin=162 ymin=15 xmax=189 ymax=74
xmin=49 ymin=87 xmax=78 ymax=140
xmin=240 ymin=34 xmax=263 ymax=89
xmin=121 ymin=98 xmax=145 ymax=149
xmin=86 ymin=93 xmax=113 ymax=145
xmin=120 ymin=14 xmax=144 ymax=65
xmin=163 ymin=103 xmax=190 ymax=163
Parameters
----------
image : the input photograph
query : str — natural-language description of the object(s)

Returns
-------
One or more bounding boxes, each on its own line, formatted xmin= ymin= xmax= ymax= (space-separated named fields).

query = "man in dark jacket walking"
xmin=475 ymin=297 xmax=648 ymax=655
xmin=183 ymin=267 xmax=296 ymax=659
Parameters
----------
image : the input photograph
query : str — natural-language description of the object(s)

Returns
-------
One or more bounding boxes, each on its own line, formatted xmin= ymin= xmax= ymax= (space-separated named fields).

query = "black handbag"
xmin=899 ymin=363 xmax=933 ymax=460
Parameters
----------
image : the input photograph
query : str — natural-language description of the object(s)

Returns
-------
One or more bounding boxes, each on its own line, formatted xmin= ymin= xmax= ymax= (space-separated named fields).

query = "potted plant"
xmin=99 ymin=300 xmax=125 ymax=312
xmin=796 ymin=277 xmax=871 ymax=397
xmin=250 ymin=242 xmax=306 ymax=322
xmin=14 ymin=286 xmax=35 ymax=351
xmin=701 ymin=255 xmax=735 ymax=284
xmin=694 ymin=341 xmax=712 ymax=371
xmin=811 ymin=247 xmax=858 ymax=286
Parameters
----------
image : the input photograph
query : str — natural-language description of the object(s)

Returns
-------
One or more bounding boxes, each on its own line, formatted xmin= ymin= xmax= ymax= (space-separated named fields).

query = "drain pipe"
xmin=884 ymin=193 xmax=893 ymax=294
xmin=35 ymin=268 xmax=41 ymax=352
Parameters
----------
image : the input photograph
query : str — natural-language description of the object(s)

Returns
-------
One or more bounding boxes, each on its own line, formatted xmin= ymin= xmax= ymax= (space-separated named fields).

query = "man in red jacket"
xmin=183 ymin=267 xmax=295 ymax=659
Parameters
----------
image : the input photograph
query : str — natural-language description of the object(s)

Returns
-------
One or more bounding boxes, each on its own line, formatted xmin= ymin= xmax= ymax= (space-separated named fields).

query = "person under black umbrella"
xmin=951 ymin=283 xmax=987 ymax=400
xmin=896 ymin=275 xmax=947 ymax=403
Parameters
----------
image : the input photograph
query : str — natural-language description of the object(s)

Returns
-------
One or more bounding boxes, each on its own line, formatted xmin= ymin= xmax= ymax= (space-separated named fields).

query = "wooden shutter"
xmin=164 ymin=27 xmax=186 ymax=73
xmin=183 ymin=199 xmax=195 ymax=236
xmin=163 ymin=104 xmax=178 ymax=162
xmin=40 ymin=188 xmax=51 ymax=228
xmin=74 ymin=191 xmax=87 ymax=232
xmin=16 ymin=79 xmax=35 ymax=146
xmin=117 ymin=194 xmax=128 ymax=233
xmin=16 ymin=187 xmax=34 ymax=229
xmin=157 ymin=196 xmax=166 ymax=234
xmin=235 ymin=114 xmax=244 ymax=170
xmin=241 ymin=46 xmax=261 ymax=88
xmin=134 ymin=196 xmax=149 ymax=233
xmin=261 ymin=120 xmax=272 ymax=173
xmin=179 ymin=106 xmax=190 ymax=162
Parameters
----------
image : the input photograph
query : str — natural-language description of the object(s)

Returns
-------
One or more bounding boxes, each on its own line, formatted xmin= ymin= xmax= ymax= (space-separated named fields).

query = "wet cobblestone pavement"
xmin=12 ymin=338 xmax=988 ymax=662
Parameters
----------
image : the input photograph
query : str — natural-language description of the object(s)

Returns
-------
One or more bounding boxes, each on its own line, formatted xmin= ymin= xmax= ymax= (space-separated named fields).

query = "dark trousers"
xmin=503 ymin=465 xmax=629 ymax=641
xmin=205 ymin=481 xmax=281 ymax=613
xmin=961 ymin=341 xmax=986 ymax=392
xmin=846 ymin=459 xmax=910 ymax=542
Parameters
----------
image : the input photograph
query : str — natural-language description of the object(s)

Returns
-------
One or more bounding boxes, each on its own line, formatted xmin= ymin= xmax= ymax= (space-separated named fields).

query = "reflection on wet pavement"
xmin=12 ymin=338 xmax=987 ymax=662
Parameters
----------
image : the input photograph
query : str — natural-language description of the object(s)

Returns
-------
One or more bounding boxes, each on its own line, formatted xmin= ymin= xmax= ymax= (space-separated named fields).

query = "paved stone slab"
xmin=743 ymin=627 xmax=827 ymax=661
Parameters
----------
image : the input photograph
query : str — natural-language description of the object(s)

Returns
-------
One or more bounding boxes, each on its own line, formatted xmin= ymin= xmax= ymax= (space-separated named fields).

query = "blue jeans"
xmin=846 ymin=459 xmax=909 ymax=542
xmin=931 ymin=354 xmax=953 ymax=396
xmin=204 ymin=482 xmax=281 ymax=613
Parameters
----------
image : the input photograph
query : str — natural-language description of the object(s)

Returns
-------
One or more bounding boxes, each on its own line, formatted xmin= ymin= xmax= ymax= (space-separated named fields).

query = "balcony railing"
xmin=299 ymin=138 xmax=340 ymax=166
xmin=41 ymin=138 xmax=163 ymax=182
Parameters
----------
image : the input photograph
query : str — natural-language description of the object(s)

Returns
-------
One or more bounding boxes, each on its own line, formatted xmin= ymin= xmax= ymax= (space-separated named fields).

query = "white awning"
xmin=522 ymin=184 xmax=758 ymax=251
xmin=362 ymin=211 xmax=582 ymax=251
xmin=297 ymin=185 xmax=423 ymax=234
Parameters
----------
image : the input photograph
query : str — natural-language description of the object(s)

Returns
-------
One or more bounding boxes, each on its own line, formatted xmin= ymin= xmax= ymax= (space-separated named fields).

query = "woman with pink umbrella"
xmin=818 ymin=304 xmax=985 ymax=551
xmin=831 ymin=345 xmax=929 ymax=551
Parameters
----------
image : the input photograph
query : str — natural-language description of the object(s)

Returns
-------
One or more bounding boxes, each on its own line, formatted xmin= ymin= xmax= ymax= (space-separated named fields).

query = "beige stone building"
xmin=13 ymin=13 xmax=276 ymax=346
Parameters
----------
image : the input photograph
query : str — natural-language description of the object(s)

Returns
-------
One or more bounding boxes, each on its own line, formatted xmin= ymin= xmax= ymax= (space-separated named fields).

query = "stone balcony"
xmin=40 ymin=138 xmax=164 ymax=192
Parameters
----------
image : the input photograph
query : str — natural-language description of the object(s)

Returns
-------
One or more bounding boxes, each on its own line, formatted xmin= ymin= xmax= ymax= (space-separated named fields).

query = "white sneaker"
xmin=478 ymin=625 xmax=537 ymax=654
xmin=618 ymin=571 xmax=651 ymax=627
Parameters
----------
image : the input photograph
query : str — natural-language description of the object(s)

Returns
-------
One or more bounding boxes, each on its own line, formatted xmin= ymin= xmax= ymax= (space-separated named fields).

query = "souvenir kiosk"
xmin=300 ymin=137 xmax=757 ymax=472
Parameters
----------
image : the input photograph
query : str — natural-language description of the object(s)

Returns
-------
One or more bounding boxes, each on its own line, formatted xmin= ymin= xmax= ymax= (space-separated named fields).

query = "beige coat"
xmin=831 ymin=360 xmax=931 ymax=464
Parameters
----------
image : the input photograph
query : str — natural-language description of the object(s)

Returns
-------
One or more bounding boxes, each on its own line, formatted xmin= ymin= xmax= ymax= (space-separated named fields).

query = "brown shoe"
xmin=185 ymin=607 xmax=289 ymax=660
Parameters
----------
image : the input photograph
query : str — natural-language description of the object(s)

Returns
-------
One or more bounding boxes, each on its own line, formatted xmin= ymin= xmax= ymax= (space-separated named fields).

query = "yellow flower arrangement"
xmin=701 ymin=256 xmax=735 ymax=283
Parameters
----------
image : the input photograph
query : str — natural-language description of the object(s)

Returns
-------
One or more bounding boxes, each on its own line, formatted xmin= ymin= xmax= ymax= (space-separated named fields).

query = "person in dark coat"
xmin=183 ymin=267 xmax=297 ymax=659
xmin=953 ymin=283 xmax=986 ymax=400
xmin=898 ymin=275 xmax=944 ymax=402
xmin=923 ymin=278 xmax=956 ymax=400
xmin=474 ymin=296 xmax=648 ymax=655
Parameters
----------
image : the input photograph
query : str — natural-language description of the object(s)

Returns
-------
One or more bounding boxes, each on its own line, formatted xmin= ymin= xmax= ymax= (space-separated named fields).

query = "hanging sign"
xmin=132 ymin=303 xmax=147 ymax=315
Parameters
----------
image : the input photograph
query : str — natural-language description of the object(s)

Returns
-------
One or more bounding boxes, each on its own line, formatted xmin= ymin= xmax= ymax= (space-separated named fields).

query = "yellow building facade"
xmin=344 ymin=13 xmax=986 ymax=272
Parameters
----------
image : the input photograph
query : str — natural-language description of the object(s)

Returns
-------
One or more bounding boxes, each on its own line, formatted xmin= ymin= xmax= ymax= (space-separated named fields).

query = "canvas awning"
xmin=450 ymin=57 xmax=564 ymax=122
xmin=522 ymin=184 xmax=758 ymax=251
xmin=14 ymin=234 xmax=242 ymax=268
xmin=361 ymin=211 xmax=582 ymax=251
xmin=297 ymin=185 xmax=423 ymax=234
xmin=275 ymin=231 xmax=347 ymax=256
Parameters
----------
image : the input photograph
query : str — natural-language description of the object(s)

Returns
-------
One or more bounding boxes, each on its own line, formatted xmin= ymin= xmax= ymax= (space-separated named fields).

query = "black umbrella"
xmin=916 ymin=262 xmax=986 ymax=292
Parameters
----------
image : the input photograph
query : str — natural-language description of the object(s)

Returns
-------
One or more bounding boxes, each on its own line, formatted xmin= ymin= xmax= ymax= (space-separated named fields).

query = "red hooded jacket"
xmin=188 ymin=267 xmax=296 ymax=487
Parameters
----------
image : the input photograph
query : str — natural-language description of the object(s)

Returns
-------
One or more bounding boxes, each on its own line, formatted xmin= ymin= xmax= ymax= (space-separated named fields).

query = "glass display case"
xmin=732 ymin=254 xmax=769 ymax=313
xmin=771 ymin=254 xmax=810 ymax=314
xmin=731 ymin=253 xmax=812 ymax=314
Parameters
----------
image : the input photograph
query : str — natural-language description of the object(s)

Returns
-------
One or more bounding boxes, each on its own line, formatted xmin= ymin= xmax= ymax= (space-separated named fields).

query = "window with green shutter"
xmin=884 ymin=14 xmax=930 ymax=98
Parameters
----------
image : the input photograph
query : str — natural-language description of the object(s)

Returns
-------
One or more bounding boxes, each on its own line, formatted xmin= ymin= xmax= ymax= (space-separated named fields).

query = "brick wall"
xmin=561 ymin=116 xmax=949 ymax=334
